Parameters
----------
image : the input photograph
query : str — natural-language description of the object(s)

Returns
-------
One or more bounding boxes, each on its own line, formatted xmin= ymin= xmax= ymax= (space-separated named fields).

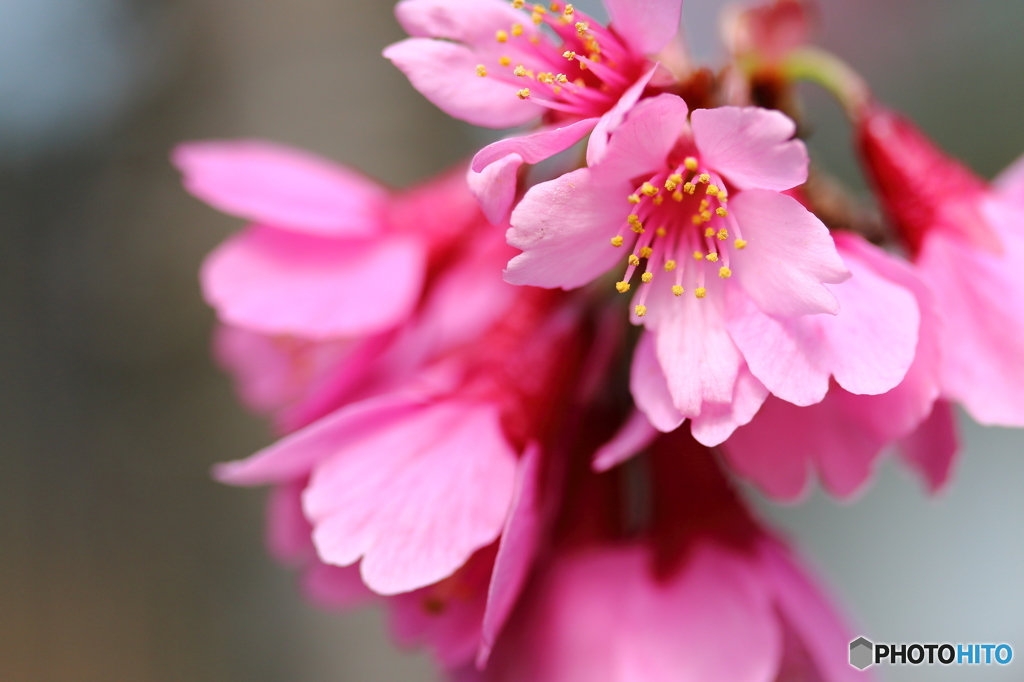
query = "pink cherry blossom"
xmin=859 ymin=107 xmax=1024 ymax=426
xmin=384 ymin=0 xmax=684 ymax=223
xmin=508 ymin=94 xmax=918 ymax=445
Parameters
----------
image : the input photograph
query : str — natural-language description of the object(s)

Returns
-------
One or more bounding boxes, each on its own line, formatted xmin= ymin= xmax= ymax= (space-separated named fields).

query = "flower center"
xmin=474 ymin=2 xmax=639 ymax=117
xmin=609 ymin=156 xmax=748 ymax=317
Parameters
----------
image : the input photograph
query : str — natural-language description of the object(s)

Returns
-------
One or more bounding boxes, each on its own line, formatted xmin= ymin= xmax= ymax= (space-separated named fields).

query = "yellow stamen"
xmin=476 ymin=64 xmax=488 ymax=77
xmin=672 ymin=285 xmax=684 ymax=296
xmin=531 ymin=11 xmax=544 ymax=24
xmin=635 ymin=304 xmax=648 ymax=317
xmin=640 ymin=182 xmax=658 ymax=196
xmin=610 ymin=235 xmax=624 ymax=247
xmin=693 ymin=251 xmax=704 ymax=261
xmin=664 ymin=260 xmax=677 ymax=271
xmin=563 ymin=50 xmax=577 ymax=60
xmin=550 ymin=2 xmax=560 ymax=11
xmin=641 ymin=272 xmax=653 ymax=283
xmin=639 ymin=246 xmax=653 ymax=258
xmin=628 ymin=254 xmax=641 ymax=267
xmin=683 ymin=182 xmax=696 ymax=195
xmin=699 ymin=199 xmax=709 ymax=211
xmin=698 ymin=173 xmax=711 ymax=184
xmin=514 ymin=64 xmax=527 ymax=77
xmin=672 ymin=190 xmax=684 ymax=202
xmin=704 ymin=227 xmax=715 ymax=237
xmin=627 ymin=194 xmax=641 ymax=204
xmin=653 ymin=195 xmax=664 ymax=205
xmin=499 ymin=56 xmax=512 ymax=67
xmin=719 ymin=266 xmax=732 ymax=278
xmin=556 ymin=73 xmax=568 ymax=83
xmin=615 ymin=281 xmax=631 ymax=293
xmin=511 ymin=23 xmax=524 ymax=36
xmin=716 ymin=207 xmax=728 ymax=217
xmin=717 ymin=228 xmax=728 ymax=240
xmin=563 ymin=3 xmax=574 ymax=15
xmin=517 ymin=88 xmax=531 ymax=99
xmin=684 ymin=157 xmax=699 ymax=171
xmin=655 ymin=227 xmax=667 ymax=238
xmin=575 ymin=21 xmax=588 ymax=34
xmin=695 ymin=287 xmax=707 ymax=299
xmin=512 ymin=0 xmax=525 ymax=7
xmin=496 ymin=29 xmax=509 ymax=42
xmin=706 ymin=252 xmax=719 ymax=262
xmin=701 ymin=210 xmax=712 ymax=222
xmin=706 ymin=184 xmax=720 ymax=196
xmin=734 ymin=238 xmax=748 ymax=249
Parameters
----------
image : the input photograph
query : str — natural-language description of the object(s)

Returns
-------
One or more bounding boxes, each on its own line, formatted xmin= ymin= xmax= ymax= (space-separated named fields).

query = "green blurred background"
xmin=1 ymin=1 xmax=1022 ymax=680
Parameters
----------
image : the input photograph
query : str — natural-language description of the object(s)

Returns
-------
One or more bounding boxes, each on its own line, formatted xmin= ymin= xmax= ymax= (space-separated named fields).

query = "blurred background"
xmin=1 ymin=0 xmax=1022 ymax=680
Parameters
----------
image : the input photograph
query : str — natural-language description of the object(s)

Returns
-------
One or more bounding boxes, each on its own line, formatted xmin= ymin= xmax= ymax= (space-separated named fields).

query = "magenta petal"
xmin=302 ymin=562 xmax=377 ymax=610
xmin=304 ymin=402 xmax=518 ymax=595
xmin=691 ymin=107 xmax=808 ymax=191
xmin=468 ymin=153 xmax=522 ymax=226
xmin=473 ymin=118 xmax=599 ymax=171
xmin=478 ymin=444 xmax=543 ymax=668
xmin=629 ymin=332 xmax=686 ymax=432
xmin=604 ymin=0 xmax=684 ymax=55
xmin=689 ymin=365 xmax=769 ymax=447
xmin=266 ymin=481 xmax=314 ymax=564
xmin=505 ymin=168 xmax=631 ymax=289
xmin=592 ymin=94 xmax=689 ymax=183
xmin=720 ymin=399 xmax=813 ymax=502
xmin=395 ymin=0 xmax=530 ymax=48
xmin=592 ymin=409 xmax=660 ymax=471
xmin=173 ymin=140 xmax=387 ymax=237
xmin=586 ymin=65 xmax=659 ymax=166
xmin=384 ymin=39 xmax=543 ymax=129
xmin=730 ymin=190 xmax=848 ymax=317
xmin=201 ymin=226 xmax=426 ymax=339
xmin=898 ymin=400 xmax=959 ymax=495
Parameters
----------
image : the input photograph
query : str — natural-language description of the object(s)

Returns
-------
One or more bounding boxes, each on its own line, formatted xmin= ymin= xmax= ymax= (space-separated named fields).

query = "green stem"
xmin=779 ymin=47 xmax=872 ymax=120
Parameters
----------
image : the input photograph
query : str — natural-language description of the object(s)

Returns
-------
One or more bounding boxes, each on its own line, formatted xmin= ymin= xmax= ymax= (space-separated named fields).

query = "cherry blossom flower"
xmin=508 ymin=94 xmax=918 ymax=445
xmin=384 ymin=0 xmax=684 ymax=222
xmin=858 ymin=107 xmax=1024 ymax=426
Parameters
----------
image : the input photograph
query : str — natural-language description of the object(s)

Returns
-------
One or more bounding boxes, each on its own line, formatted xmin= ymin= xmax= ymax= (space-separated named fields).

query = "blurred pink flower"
xmin=384 ymin=0 xmax=684 ymax=223
xmin=507 ymin=94 xmax=917 ymax=445
xmin=859 ymin=107 xmax=1024 ymax=426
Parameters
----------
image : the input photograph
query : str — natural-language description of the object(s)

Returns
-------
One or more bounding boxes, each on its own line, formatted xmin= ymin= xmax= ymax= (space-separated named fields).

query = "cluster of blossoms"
xmin=176 ymin=0 xmax=1024 ymax=678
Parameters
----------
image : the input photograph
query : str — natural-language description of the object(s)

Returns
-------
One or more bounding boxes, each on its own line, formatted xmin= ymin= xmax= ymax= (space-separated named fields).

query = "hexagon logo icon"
xmin=849 ymin=637 xmax=874 ymax=670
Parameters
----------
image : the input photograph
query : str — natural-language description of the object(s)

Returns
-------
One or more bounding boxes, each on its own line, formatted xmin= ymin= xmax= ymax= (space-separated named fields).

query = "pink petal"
xmin=468 ymin=153 xmax=523 ymax=226
xmin=473 ymin=118 xmax=600 ymax=172
xmin=898 ymin=400 xmax=959 ymax=495
xmin=304 ymin=401 xmax=518 ymax=595
xmin=213 ymin=393 xmax=424 ymax=486
xmin=505 ymin=168 xmax=631 ymax=289
xmin=729 ymin=189 xmax=848 ymax=317
xmin=201 ymin=226 xmax=426 ymax=339
xmin=586 ymin=65 xmax=659 ymax=166
xmin=384 ymin=39 xmax=543 ymax=129
xmin=591 ymin=94 xmax=689 ymax=183
xmin=302 ymin=562 xmax=377 ymax=610
xmin=395 ymin=0 xmax=532 ymax=48
xmin=173 ymin=140 xmax=387 ymax=237
xmin=592 ymin=409 xmax=660 ymax=471
xmin=629 ymin=332 xmax=686 ymax=432
xmin=604 ymin=0 xmax=684 ymax=55
xmin=691 ymin=107 xmax=808 ymax=191
xmin=266 ymin=481 xmax=314 ymax=564
xmin=478 ymin=444 xmax=544 ymax=667
xmin=689 ymin=365 xmax=769 ymax=447
xmin=994 ymin=152 xmax=1024 ymax=203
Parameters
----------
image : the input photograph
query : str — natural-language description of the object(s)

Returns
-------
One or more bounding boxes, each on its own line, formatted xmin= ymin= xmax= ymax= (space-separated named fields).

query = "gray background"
xmin=1 ymin=0 xmax=1022 ymax=680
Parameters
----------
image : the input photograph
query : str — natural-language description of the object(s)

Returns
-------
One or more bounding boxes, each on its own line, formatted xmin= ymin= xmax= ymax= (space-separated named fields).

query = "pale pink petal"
xmin=592 ymin=409 xmax=660 ymax=471
xmin=213 ymin=393 xmax=424 ymax=486
xmin=691 ymin=107 xmax=808 ymax=191
xmin=468 ymin=153 xmax=523 ymax=226
xmin=201 ymin=227 xmax=426 ymax=340
xmin=473 ymin=118 xmax=600 ymax=172
xmin=719 ymin=398 xmax=814 ymax=502
xmin=266 ymin=481 xmax=314 ymax=564
xmin=384 ymin=39 xmax=543 ymax=129
xmin=591 ymin=94 xmax=689 ymax=183
xmin=689 ymin=365 xmax=769 ymax=447
xmin=807 ymin=391 xmax=889 ymax=499
xmin=478 ymin=444 xmax=543 ymax=667
xmin=898 ymin=400 xmax=959 ymax=495
xmin=760 ymin=540 xmax=870 ymax=682
xmin=304 ymin=402 xmax=518 ymax=595
xmin=629 ymin=332 xmax=686 ymax=432
xmin=505 ymin=168 xmax=631 ymax=289
xmin=302 ymin=562 xmax=377 ymax=610
xmin=173 ymin=140 xmax=386 ymax=237
xmin=649 ymin=278 xmax=744 ymax=417
xmin=395 ymin=0 xmax=532 ymax=48
xmin=917 ymin=229 xmax=1024 ymax=426
xmin=993 ymin=151 xmax=1024 ymax=202
xmin=586 ymin=65 xmax=659 ymax=166
xmin=604 ymin=0 xmax=684 ymax=55
xmin=729 ymin=190 xmax=848 ymax=317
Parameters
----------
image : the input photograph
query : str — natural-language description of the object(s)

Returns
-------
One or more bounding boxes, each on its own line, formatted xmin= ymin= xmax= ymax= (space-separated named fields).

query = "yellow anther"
xmin=512 ymin=0 xmax=525 ymax=7
xmin=556 ymin=73 xmax=568 ymax=83
xmin=653 ymin=195 xmax=664 ymax=205
xmin=683 ymin=182 xmax=696 ymax=194
xmin=538 ymin=72 xmax=555 ymax=84
xmin=563 ymin=3 xmax=574 ymax=15
xmin=499 ymin=56 xmax=512 ymax=67
xmin=511 ymin=23 xmax=524 ymax=36
xmin=704 ymin=227 xmax=715 ymax=237
xmin=574 ymin=77 xmax=586 ymax=87
xmin=706 ymin=184 xmax=720 ymax=196
xmin=699 ymin=199 xmax=709 ymax=211
xmin=530 ymin=35 xmax=540 ymax=43
xmin=669 ymin=173 xmax=683 ymax=184
xmin=550 ymin=2 xmax=561 ymax=11
xmin=514 ymin=64 xmax=527 ymax=77
xmin=692 ymin=215 xmax=705 ymax=226
xmin=635 ymin=304 xmax=648 ymax=317
xmin=575 ymin=21 xmax=589 ymax=34
xmin=616 ymin=281 xmax=631 ymax=293
xmin=610 ymin=235 xmax=624 ymax=247
xmin=672 ymin=190 xmax=684 ymax=202
xmin=517 ymin=88 xmax=531 ymax=99
xmin=579 ymin=61 xmax=588 ymax=70
xmin=719 ymin=266 xmax=732 ymax=278
xmin=693 ymin=251 xmax=704 ymax=260
xmin=627 ymin=194 xmax=641 ymax=204
xmin=641 ymin=272 xmax=653 ymax=283
xmin=628 ymin=254 xmax=641 ymax=267
xmin=589 ymin=53 xmax=602 ymax=63
xmin=698 ymin=173 xmax=711 ymax=184
xmin=553 ymin=86 xmax=563 ymax=94
xmin=664 ymin=260 xmax=677 ymax=271
xmin=684 ymin=157 xmax=699 ymax=171
xmin=532 ymin=11 xmax=545 ymax=24
xmin=717 ymin=228 xmax=728 ymax=240
xmin=639 ymin=246 xmax=653 ymax=258
xmin=496 ymin=29 xmax=509 ymax=42
xmin=672 ymin=285 xmax=684 ymax=296
xmin=627 ymin=214 xmax=642 ymax=229
xmin=664 ymin=180 xmax=677 ymax=192
xmin=533 ymin=4 xmax=547 ymax=12
xmin=476 ymin=64 xmax=488 ymax=77
xmin=641 ymin=182 xmax=658 ymax=196
xmin=655 ymin=227 xmax=667 ymax=238
xmin=716 ymin=207 xmax=729 ymax=218
xmin=706 ymin=252 xmax=719 ymax=262
xmin=718 ymin=192 xmax=728 ymax=203
xmin=734 ymin=238 xmax=747 ymax=249
xmin=695 ymin=287 xmax=707 ymax=299
xmin=563 ymin=50 xmax=577 ymax=60
xmin=701 ymin=210 xmax=712 ymax=221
